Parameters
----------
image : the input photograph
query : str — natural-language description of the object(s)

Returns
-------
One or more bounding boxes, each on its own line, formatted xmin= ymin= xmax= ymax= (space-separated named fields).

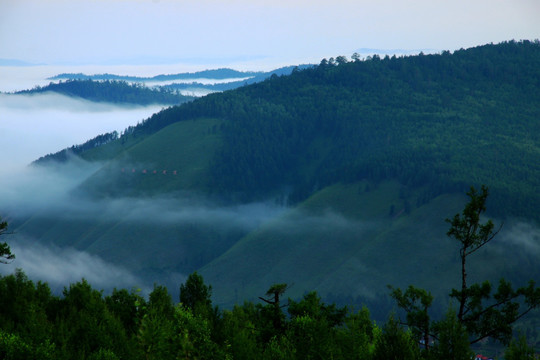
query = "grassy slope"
xmin=200 ymin=181 xmax=537 ymax=309
xmin=81 ymin=118 xmax=222 ymax=196
xmin=17 ymin=118 xmax=243 ymax=276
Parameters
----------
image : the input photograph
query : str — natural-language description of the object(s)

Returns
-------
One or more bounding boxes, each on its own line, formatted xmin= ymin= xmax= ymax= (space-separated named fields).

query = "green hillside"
xmin=85 ymin=40 xmax=540 ymax=219
xmin=15 ymin=40 xmax=540 ymax=311
xmin=199 ymin=182 xmax=536 ymax=309
xmin=18 ymin=119 xmax=243 ymax=283
xmin=81 ymin=117 xmax=223 ymax=196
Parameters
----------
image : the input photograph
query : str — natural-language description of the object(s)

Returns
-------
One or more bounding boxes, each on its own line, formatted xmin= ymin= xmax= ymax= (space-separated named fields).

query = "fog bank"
xmin=0 ymin=239 xmax=145 ymax=294
xmin=0 ymin=92 xmax=163 ymax=169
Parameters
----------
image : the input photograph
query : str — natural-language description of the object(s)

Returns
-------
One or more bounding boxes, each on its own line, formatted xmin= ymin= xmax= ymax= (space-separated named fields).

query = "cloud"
xmin=0 ymin=239 xmax=144 ymax=293
xmin=0 ymin=157 xmax=102 ymax=217
xmin=499 ymin=221 xmax=540 ymax=256
xmin=0 ymin=92 xmax=163 ymax=169
xmin=0 ymin=158 xmax=287 ymax=295
xmin=261 ymin=207 xmax=372 ymax=237
xmin=0 ymin=156 xmax=286 ymax=229
xmin=101 ymin=196 xmax=285 ymax=230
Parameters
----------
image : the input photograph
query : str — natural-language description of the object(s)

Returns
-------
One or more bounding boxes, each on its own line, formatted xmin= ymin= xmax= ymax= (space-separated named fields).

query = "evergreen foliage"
xmin=0 ymin=266 xmax=536 ymax=359
xmin=429 ymin=308 xmax=474 ymax=360
xmin=390 ymin=186 xmax=540 ymax=357
xmin=0 ymin=218 xmax=14 ymax=264
xmin=372 ymin=315 xmax=421 ymax=360
xmin=505 ymin=334 xmax=537 ymax=360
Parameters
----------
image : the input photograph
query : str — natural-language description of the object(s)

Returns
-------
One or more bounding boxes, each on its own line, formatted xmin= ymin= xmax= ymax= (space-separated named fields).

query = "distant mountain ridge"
xmin=70 ymin=40 xmax=538 ymax=220
xmin=33 ymin=41 xmax=540 ymax=219
xmin=47 ymin=65 xmax=315 ymax=94
xmin=163 ymin=65 xmax=314 ymax=92
xmin=48 ymin=68 xmax=263 ymax=82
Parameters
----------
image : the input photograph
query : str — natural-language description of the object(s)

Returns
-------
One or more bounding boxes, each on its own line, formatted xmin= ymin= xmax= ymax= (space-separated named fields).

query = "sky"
xmin=1 ymin=0 xmax=539 ymax=69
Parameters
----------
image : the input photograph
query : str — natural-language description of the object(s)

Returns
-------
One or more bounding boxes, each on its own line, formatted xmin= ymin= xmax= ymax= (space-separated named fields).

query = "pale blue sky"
xmin=1 ymin=0 xmax=539 ymax=67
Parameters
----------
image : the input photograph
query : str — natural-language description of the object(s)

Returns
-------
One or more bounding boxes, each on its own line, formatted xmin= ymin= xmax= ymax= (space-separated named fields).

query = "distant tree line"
xmin=16 ymin=79 xmax=193 ymax=105
xmin=163 ymin=65 xmax=313 ymax=92
xmin=48 ymin=68 xmax=263 ymax=82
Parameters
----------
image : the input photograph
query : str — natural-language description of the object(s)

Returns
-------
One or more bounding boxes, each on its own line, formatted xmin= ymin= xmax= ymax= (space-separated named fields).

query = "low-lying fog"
xmin=0 ymin=64 xmax=260 ymax=93
xmin=0 ymin=64 xmax=287 ymax=294
xmin=0 ymin=64 xmax=254 ymax=169
xmin=0 ymin=158 xmax=287 ymax=295
xmin=0 ymin=65 xmax=184 ymax=292
xmin=0 ymin=92 xmax=165 ymax=169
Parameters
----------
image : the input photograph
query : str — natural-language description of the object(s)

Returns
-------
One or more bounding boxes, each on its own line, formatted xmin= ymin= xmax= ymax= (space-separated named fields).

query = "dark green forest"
xmin=15 ymin=79 xmax=193 ymax=105
xmin=0 ymin=269 xmax=422 ymax=360
xmin=4 ymin=192 xmax=540 ymax=359
xmin=0 ymin=265 xmax=537 ymax=360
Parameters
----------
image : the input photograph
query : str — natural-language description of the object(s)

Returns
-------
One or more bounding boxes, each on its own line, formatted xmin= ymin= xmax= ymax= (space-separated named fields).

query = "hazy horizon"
xmin=2 ymin=0 xmax=538 ymax=67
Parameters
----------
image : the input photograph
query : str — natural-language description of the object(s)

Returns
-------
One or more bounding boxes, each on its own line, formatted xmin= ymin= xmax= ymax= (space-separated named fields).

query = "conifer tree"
xmin=391 ymin=185 xmax=540 ymax=348
xmin=0 ymin=218 xmax=14 ymax=264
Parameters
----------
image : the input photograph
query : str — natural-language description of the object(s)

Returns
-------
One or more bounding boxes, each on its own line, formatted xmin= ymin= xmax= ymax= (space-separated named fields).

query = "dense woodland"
xmin=0 ymin=269 xmax=423 ymax=360
xmin=0 ymin=270 xmax=536 ymax=360
xmin=15 ymin=79 xmax=193 ymax=105
xmin=83 ymin=40 xmax=540 ymax=220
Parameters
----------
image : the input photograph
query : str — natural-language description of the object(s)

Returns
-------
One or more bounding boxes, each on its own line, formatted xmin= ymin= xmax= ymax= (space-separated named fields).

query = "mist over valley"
xmin=1 ymin=42 xmax=540 ymax=322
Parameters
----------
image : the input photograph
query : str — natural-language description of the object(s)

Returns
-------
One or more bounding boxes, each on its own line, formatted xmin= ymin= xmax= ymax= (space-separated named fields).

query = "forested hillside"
xmin=82 ymin=40 xmax=540 ymax=220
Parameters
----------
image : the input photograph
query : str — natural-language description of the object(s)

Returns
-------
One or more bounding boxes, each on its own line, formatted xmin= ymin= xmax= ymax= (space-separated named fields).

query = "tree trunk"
xmin=458 ymin=250 xmax=467 ymax=322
